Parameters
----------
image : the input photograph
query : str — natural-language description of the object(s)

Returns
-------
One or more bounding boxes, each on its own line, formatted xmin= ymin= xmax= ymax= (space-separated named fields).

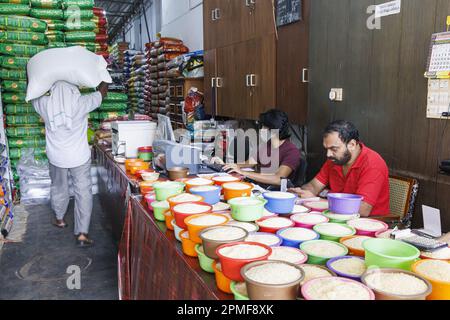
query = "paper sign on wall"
xmin=375 ymin=0 xmax=401 ymax=19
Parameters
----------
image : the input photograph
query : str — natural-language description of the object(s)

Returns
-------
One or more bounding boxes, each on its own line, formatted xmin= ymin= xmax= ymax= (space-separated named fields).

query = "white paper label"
xmin=375 ymin=0 xmax=401 ymax=19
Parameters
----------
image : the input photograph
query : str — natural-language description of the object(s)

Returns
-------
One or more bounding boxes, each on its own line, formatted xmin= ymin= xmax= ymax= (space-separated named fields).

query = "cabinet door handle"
xmin=215 ymin=8 xmax=221 ymax=20
xmin=211 ymin=9 xmax=216 ymax=21
xmin=302 ymin=68 xmax=309 ymax=83
xmin=250 ymin=74 xmax=257 ymax=87
xmin=216 ymin=77 xmax=223 ymax=88
xmin=245 ymin=0 xmax=256 ymax=7
xmin=245 ymin=74 xmax=250 ymax=87
xmin=211 ymin=77 xmax=216 ymax=88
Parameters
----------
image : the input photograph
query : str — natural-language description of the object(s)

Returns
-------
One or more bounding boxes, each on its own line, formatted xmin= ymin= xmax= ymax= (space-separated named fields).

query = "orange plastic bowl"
xmin=412 ymin=260 xmax=450 ymax=300
xmin=213 ymin=261 xmax=233 ymax=294
xmin=130 ymin=162 xmax=150 ymax=175
xmin=125 ymin=158 xmax=141 ymax=171
xmin=167 ymin=193 xmax=205 ymax=210
xmin=165 ymin=211 xmax=174 ymax=230
xmin=222 ymin=182 xmax=253 ymax=201
xmin=185 ymin=178 xmax=214 ymax=193
xmin=172 ymin=202 xmax=213 ymax=229
xmin=180 ymin=231 xmax=198 ymax=257
xmin=212 ymin=176 xmax=242 ymax=187
xmin=140 ymin=181 xmax=155 ymax=196
xmin=184 ymin=214 xmax=230 ymax=244
xmin=339 ymin=235 xmax=370 ymax=257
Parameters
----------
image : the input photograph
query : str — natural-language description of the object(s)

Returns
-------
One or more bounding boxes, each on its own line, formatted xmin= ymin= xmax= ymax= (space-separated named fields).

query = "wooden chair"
xmin=373 ymin=175 xmax=419 ymax=228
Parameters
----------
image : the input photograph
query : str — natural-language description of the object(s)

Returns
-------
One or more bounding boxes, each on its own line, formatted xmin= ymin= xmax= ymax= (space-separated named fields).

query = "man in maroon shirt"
xmin=290 ymin=121 xmax=390 ymax=217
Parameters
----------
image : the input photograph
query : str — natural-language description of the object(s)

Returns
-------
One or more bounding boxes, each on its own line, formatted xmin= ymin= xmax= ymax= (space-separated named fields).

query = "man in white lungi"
xmin=32 ymin=81 xmax=109 ymax=247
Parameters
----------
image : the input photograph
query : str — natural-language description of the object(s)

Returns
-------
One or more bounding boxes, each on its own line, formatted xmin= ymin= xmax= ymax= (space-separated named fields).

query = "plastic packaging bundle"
xmin=0 ymin=43 xmax=46 ymax=56
xmin=17 ymin=149 xmax=51 ymax=205
xmin=0 ymin=4 xmax=30 ymax=15
xmin=1 ymin=80 xmax=27 ymax=92
xmin=0 ymin=15 xmax=48 ymax=32
xmin=0 ymin=30 xmax=48 ymax=45
xmin=30 ymin=8 xmax=64 ymax=20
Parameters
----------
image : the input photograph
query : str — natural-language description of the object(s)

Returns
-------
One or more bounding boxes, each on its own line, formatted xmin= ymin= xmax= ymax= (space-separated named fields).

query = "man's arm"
xmin=359 ymin=202 xmax=373 ymax=217
xmin=78 ymin=82 xmax=108 ymax=114
xmin=289 ymin=178 xmax=327 ymax=198
xmin=98 ymin=82 xmax=109 ymax=100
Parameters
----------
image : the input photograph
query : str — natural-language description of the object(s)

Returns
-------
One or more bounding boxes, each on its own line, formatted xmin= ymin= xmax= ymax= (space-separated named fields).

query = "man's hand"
xmin=288 ymin=187 xmax=316 ymax=199
xmin=98 ymin=82 xmax=109 ymax=99
xmin=223 ymin=163 xmax=244 ymax=175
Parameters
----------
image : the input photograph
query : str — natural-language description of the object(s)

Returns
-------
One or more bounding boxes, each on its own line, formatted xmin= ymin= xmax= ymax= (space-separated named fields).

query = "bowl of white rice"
xmin=245 ymin=232 xmax=282 ymax=247
xmin=300 ymin=240 xmax=349 ymax=265
xmin=302 ymin=277 xmax=375 ymax=300
xmin=313 ymin=223 xmax=356 ymax=242
xmin=276 ymin=227 xmax=319 ymax=248
xmin=362 ymin=268 xmax=433 ymax=300
xmin=412 ymin=259 xmax=450 ymax=300
xmin=326 ymin=256 xmax=367 ymax=281
xmin=347 ymin=218 xmax=389 ymax=237
xmin=298 ymin=264 xmax=337 ymax=286
xmin=241 ymin=260 xmax=305 ymax=300
xmin=322 ymin=211 xmax=360 ymax=224
xmin=290 ymin=213 xmax=329 ymax=229
xmin=200 ymin=225 xmax=249 ymax=259
xmin=420 ymin=246 xmax=450 ymax=261
xmin=269 ymin=247 xmax=308 ymax=265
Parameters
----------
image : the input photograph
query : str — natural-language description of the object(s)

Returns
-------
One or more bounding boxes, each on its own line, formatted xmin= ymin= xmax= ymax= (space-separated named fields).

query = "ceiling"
xmin=94 ymin=0 xmax=151 ymax=44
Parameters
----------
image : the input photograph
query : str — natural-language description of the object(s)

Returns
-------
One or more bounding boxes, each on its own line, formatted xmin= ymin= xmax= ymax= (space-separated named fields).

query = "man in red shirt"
xmin=289 ymin=121 xmax=390 ymax=217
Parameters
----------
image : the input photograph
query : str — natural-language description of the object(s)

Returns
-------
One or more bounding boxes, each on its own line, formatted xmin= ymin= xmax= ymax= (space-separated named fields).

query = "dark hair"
xmin=259 ymin=109 xmax=291 ymax=140
xmin=324 ymin=120 xmax=360 ymax=144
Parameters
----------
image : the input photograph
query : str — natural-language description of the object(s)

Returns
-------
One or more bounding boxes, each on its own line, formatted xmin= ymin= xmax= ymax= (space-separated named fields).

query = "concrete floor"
xmin=0 ymin=196 xmax=118 ymax=300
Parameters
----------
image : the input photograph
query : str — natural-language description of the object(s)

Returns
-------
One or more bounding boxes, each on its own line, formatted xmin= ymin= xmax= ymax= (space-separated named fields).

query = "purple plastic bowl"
xmin=326 ymin=256 xmax=366 ymax=281
xmin=328 ymin=193 xmax=363 ymax=215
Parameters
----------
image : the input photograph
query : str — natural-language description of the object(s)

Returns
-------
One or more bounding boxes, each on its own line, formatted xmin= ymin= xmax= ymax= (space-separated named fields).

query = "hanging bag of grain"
xmin=0 ymin=43 xmax=46 ymax=56
xmin=30 ymin=0 xmax=62 ymax=9
xmin=0 ymin=55 xmax=30 ymax=69
xmin=1 ymin=80 xmax=27 ymax=92
xmin=0 ymin=30 xmax=48 ymax=45
xmin=0 ymin=68 xmax=26 ymax=80
xmin=0 ymin=15 xmax=48 ymax=32
xmin=26 ymin=46 xmax=112 ymax=102
xmin=64 ymin=31 xmax=95 ymax=42
xmin=30 ymin=8 xmax=64 ymax=20
xmin=0 ymin=4 xmax=30 ymax=16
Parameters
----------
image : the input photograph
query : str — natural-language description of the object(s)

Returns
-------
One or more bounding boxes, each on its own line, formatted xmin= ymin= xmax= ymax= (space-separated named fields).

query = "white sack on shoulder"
xmin=26 ymin=46 xmax=112 ymax=102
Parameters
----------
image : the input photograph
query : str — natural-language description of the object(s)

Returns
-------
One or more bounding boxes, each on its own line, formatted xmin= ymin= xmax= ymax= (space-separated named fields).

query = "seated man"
xmin=289 ymin=120 xmax=390 ymax=217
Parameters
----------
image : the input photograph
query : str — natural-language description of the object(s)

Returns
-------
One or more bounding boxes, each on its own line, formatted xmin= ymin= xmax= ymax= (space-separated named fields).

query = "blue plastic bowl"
xmin=263 ymin=192 xmax=297 ymax=215
xmin=276 ymin=227 xmax=320 ymax=248
xmin=328 ymin=193 xmax=364 ymax=215
xmin=190 ymin=185 xmax=222 ymax=205
xmin=326 ymin=256 xmax=366 ymax=281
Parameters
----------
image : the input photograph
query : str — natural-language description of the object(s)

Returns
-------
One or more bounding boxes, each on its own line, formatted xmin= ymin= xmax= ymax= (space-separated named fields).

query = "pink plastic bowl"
xmin=290 ymin=213 xmax=329 ymax=229
xmin=144 ymin=192 xmax=157 ymax=212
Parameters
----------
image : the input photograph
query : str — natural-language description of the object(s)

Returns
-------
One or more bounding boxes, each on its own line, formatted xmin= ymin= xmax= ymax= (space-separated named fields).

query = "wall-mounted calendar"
xmin=426 ymin=32 xmax=450 ymax=79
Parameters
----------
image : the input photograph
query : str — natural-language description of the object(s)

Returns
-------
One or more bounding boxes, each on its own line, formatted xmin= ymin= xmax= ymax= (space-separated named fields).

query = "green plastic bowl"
xmin=230 ymin=281 xmax=250 ymax=300
xmin=322 ymin=211 xmax=360 ymax=224
xmin=363 ymin=238 xmax=420 ymax=271
xmin=228 ymin=197 xmax=267 ymax=222
xmin=153 ymin=181 xmax=185 ymax=201
xmin=195 ymin=244 xmax=215 ymax=274
xmin=151 ymin=201 xmax=169 ymax=222
xmin=300 ymin=240 xmax=349 ymax=265
xmin=313 ymin=223 xmax=356 ymax=242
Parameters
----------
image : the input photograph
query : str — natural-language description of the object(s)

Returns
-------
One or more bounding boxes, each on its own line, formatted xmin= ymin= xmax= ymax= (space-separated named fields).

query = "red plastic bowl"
xmin=255 ymin=217 xmax=295 ymax=234
xmin=215 ymin=242 xmax=272 ymax=282
xmin=172 ymin=202 xmax=213 ymax=229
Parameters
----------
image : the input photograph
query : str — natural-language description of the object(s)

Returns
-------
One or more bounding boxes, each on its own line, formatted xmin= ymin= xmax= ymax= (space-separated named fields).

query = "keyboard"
xmin=400 ymin=235 xmax=448 ymax=252
xmin=204 ymin=163 xmax=226 ymax=173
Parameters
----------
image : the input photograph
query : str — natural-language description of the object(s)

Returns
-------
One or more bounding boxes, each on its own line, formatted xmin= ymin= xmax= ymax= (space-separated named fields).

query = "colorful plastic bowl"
xmin=412 ymin=260 xmax=450 ymax=300
xmin=222 ymin=182 xmax=253 ymax=201
xmin=199 ymin=225 xmax=249 ymax=260
xmin=300 ymin=240 xmax=349 ymax=265
xmin=195 ymin=244 xmax=215 ymax=274
xmin=313 ymin=223 xmax=356 ymax=242
xmin=213 ymin=262 xmax=233 ymax=294
xmin=339 ymin=235 xmax=371 ymax=257
xmin=125 ymin=158 xmax=141 ymax=171
xmin=216 ymin=241 xmax=272 ymax=282
xmin=347 ymin=218 xmax=389 ymax=237
xmin=167 ymin=193 xmax=204 ymax=209
xmin=276 ymin=227 xmax=320 ymax=248
xmin=255 ymin=217 xmax=295 ymax=234
xmin=301 ymin=276 xmax=375 ymax=300
xmin=363 ymin=238 xmax=420 ymax=271
xmin=164 ymin=211 xmax=174 ymax=231
xmin=151 ymin=201 xmax=169 ymax=222
xmin=290 ymin=213 xmax=329 ymax=229
xmin=322 ymin=210 xmax=360 ymax=224
xmin=228 ymin=197 xmax=267 ymax=222
xmin=185 ymin=178 xmax=214 ymax=193
xmin=141 ymin=172 xmax=160 ymax=182
xmin=245 ymin=232 xmax=283 ymax=247
xmin=190 ymin=185 xmax=222 ymax=205
xmin=140 ymin=181 xmax=155 ymax=196
xmin=171 ymin=220 xmax=184 ymax=242
xmin=268 ymin=246 xmax=308 ymax=265
xmin=263 ymin=192 xmax=297 ymax=215
xmin=153 ymin=181 xmax=185 ymax=201
xmin=172 ymin=201 xmax=213 ymax=229
xmin=212 ymin=176 xmax=242 ymax=187
xmin=327 ymin=193 xmax=364 ymax=215
xmin=144 ymin=192 xmax=156 ymax=211
xmin=303 ymin=200 xmax=329 ymax=212
xmin=184 ymin=213 xmax=230 ymax=244
xmin=180 ymin=231 xmax=198 ymax=258
xmin=136 ymin=169 xmax=154 ymax=180
xmin=230 ymin=281 xmax=249 ymax=300
xmin=326 ymin=256 xmax=367 ymax=281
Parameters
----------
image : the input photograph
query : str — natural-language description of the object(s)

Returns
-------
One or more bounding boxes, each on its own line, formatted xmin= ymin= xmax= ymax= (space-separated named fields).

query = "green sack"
xmin=64 ymin=20 xmax=95 ymax=31
xmin=2 ymin=80 xmax=27 ymax=92
xmin=42 ymin=19 xmax=65 ymax=30
xmin=0 ymin=42 xmax=46 ymax=56
xmin=45 ymin=30 xmax=64 ymax=42
xmin=3 ymin=92 xmax=27 ymax=104
xmin=62 ymin=0 xmax=94 ymax=9
xmin=63 ymin=9 xmax=93 ymax=20
xmin=30 ymin=0 xmax=62 ymax=9
xmin=0 ymin=30 xmax=48 ymax=45
xmin=9 ymin=137 xmax=46 ymax=148
xmin=64 ymin=31 xmax=95 ymax=42
xmin=47 ymin=41 xmax=66 ymax=48
xmin=9 ymin=147 xmax=46 ymax=159
xmin=96 ymin=111 xmax=126 ymax=120
xmin=66 ymin=42 xmax=95 ymax=52
xmin=0 ymin=55 xmax=30 ymax=69
xmin=104 ymin=92 xmax=128 ymax=103
xmin=0 ymin=0 xmax=30 ymax=4
xmin=0 ymin=15 xmax=48 ymax=32
xmin=0 ymin=4 xmax=30 ymax=16
xmin=0 ymin=68 xmax=26 ymax=80
xmin=5 ymin=104 xmax=35 ymax=114
xmin=30 ymin=8 xmax=64 ymax=20
xmin=100 ymin=103 xmax=128 ymax=112
xmin=7 ymin=126 xmax=45 ymax=137
xmin=6 ymin=114 xmax=43 ymax=125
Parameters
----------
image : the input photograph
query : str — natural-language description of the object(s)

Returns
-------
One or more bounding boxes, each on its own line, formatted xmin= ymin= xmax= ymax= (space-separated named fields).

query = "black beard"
xmin=328 ymin=150 xmax=352 ymax=166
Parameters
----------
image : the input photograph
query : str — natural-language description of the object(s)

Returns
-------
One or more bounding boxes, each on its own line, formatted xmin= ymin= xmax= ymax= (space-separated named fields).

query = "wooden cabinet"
xmin=203 ymin=49 xmax=217 ymax=116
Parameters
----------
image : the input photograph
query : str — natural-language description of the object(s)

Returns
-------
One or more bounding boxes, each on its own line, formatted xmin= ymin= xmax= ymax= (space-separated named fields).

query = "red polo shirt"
xmin=315 ymin=143 xmax=390 ymax=216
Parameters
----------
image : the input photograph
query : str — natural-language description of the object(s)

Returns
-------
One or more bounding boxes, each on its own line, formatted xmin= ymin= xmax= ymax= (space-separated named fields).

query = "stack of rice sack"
xmin=89 ymin=92 xmax=128 ymax=130
xmin=29 ymin=0 xmax=65 ymax=48
xmin=144 ymin=42 xmax=158 ymax=118
xmin=61 ymin=0 xmax=96 ymax=52
xmin=125 ymin=50 xmax=145 ymax=114
xmin=111 ymin=42 xmax=128 ymax=69
xmin=92 ymin=7 xmax=108 ymax=59
xmin=0 ymin=13 xmax=49 ymax=186
xmin=144 ymin=38 xmax=189 ymax=119
xmin=123 ymin=49 xmax=137 ymax=112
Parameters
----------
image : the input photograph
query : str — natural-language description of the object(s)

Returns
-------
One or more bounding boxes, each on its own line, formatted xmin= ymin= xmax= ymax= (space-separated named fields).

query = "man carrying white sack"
xmin=32 ymin=81 xmax=109 ymax=247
